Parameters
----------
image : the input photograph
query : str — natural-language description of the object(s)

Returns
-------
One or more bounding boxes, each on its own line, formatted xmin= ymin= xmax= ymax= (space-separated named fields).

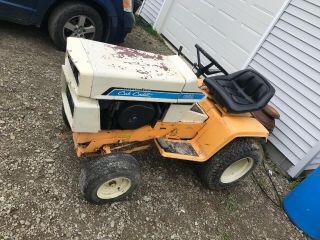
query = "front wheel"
xmin=199 ymin=138 xmax=263 ymax=189
xmin=48 ymin=2 xmax=104 ymax=50
xmin=80 ymin=153 xmax=141 ymax=205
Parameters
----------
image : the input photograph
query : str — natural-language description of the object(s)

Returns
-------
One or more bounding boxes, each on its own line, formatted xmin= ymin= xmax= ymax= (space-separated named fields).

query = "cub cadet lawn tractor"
xmin=61 ymin=37 xmax=277 ymax=205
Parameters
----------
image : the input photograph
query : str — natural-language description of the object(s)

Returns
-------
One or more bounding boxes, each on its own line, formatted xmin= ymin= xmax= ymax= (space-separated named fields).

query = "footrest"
xmin=156 ymin=138 xmax=198 ymax=157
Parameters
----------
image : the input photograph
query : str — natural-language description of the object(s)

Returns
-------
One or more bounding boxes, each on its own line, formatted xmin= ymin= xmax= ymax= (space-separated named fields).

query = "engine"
xmin=99 ymin=100 xmax=169 ymax=130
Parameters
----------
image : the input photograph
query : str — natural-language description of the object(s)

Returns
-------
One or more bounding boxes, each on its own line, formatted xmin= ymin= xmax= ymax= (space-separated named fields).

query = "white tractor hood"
xmin=65 ymin=37 xmax=205 ymax=103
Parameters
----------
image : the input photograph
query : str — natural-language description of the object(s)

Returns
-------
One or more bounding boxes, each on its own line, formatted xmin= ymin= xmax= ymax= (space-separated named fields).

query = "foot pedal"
xmin=156 ymin=138 xmax=198 ymax=157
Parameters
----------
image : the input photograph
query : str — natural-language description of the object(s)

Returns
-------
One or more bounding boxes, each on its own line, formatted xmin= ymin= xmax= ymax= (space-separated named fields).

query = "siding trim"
xmin=243 ymin=0 xmax=292 ymax=69
xmin=139 ymin=0 xmax=165 ymax=25
xmin=288 ymin=143 xmax=320 ymax=177
xmin=153 ymin=0 xmax=174 ymax=31
xmin=153 ymin=0 xmax=167 ymax=26
xmin=137 ymin=0 xmax=147 ymax=15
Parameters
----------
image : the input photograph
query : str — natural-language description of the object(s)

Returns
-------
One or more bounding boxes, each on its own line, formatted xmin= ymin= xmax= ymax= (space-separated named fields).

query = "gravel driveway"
xmin=0 ymin=20 xmax=306 ymax=240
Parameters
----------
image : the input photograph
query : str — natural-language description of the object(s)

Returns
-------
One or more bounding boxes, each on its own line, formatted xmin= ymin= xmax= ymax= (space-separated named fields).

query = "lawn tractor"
xmin=61 ymin=37 xmax=278 ymax=205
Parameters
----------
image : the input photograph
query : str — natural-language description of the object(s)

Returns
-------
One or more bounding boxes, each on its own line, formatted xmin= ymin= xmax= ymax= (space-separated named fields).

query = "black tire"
xmin=61 ymin=105 xmax=71 ymax=130
xmin=80 ymin=153 xmax=141 ymax=204
xmin=133 ymin=0 xmax=143 ymax=13
xmin=199 ymin=138 xmax=263 ymax=190
xmin=48 ymin=2 xmax=104 ymax=50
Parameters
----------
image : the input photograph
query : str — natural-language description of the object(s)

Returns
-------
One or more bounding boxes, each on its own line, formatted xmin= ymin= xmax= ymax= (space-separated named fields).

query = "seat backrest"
xmin=235 ymin=70 xmax=269 ymax=102
xmin=204 ymin=69 xmax=275 ymax=113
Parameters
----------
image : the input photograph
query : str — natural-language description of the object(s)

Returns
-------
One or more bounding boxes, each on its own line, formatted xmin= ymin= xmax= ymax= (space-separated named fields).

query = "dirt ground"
xmin=0 ymin=20 xmax=306 ymax=240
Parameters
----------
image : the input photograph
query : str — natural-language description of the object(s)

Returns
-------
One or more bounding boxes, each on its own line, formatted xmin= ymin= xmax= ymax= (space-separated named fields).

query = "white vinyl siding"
xmin=248 ymin=0 xmax=320 ymax=177
xmin=139 ymin=0 xmax=165 ymax=25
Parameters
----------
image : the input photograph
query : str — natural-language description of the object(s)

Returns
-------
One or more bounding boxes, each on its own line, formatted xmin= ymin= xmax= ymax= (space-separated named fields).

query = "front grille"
xmin=68 ymin=55 xmax=79 ymax=86
xmin=66 ymin=86 xmax=74 ymax=116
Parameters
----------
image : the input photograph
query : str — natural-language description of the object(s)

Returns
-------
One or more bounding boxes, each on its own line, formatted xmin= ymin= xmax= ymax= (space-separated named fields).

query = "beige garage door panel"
xmin=160 ymin=0 xmax=286 ymax=72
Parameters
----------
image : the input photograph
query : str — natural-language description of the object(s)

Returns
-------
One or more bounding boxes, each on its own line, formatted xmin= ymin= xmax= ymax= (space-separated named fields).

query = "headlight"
xmin=123 ymin=0 xmax=133 ymax=12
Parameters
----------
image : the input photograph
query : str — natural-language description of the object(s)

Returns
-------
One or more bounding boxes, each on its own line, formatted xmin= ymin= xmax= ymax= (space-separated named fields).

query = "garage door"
xmin=157 ymin=0 xmax=287 ymax=72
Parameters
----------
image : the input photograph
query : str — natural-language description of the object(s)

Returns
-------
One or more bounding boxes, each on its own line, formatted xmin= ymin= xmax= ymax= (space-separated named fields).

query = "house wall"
xmin=139 ymin=0 xmax=165 ymax=25
xmin=248 ymin=0 xmax=320 ymax=177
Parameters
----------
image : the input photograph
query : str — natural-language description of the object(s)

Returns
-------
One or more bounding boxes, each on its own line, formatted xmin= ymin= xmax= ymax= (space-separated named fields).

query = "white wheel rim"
xmin=220 ymin=157 xmax=254 ymax=184
xmin=97 ymin=177 xmax=132 ymax=199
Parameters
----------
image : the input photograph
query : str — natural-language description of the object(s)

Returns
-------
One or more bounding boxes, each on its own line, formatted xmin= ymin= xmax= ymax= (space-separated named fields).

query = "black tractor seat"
xmin=204 ymin=69 xmax=275 ymax=113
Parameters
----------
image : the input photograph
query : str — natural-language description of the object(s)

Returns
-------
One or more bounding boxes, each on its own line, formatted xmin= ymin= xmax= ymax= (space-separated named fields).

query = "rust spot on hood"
xmin=109 ymin=45 xmax=164 ymax=60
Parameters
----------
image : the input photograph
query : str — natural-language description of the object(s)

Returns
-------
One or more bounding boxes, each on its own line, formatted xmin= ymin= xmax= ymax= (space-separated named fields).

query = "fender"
xmin=93 ymin=0 xmax=123 ymax=40
xmin=192 ymin=99 xmax=269 ymax=161
xmin=93 ymin=0 xmax=117 ymax=16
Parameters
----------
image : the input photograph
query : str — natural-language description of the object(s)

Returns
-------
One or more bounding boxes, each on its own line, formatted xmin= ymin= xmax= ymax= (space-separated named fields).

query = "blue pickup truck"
xmin=0 ymin=0 xmax=135 ymax=49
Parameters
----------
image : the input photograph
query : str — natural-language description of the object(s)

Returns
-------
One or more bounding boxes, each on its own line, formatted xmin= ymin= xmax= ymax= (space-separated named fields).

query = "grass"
xmin=226 ymin=195 xmax=239 ymax=212
xmin=220 ymin=233 xmax=232 ymax=240
xmin=135 ymin=15 xmax=164 ymax=41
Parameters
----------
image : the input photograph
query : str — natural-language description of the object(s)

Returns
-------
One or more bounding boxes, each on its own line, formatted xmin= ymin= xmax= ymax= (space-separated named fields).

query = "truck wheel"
xmin=61 ymin=106 xmax=71 ymax=130
xmin=48 ymin=2 xmax=104 ymax=50
xmin=199 ymin=138 xmax=263 ymax=189
xmin=80 ymin=153 xmax=141 ymax=204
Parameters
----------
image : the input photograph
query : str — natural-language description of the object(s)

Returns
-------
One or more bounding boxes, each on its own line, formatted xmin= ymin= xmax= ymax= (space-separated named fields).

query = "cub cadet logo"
xmin=117 ymin=90 xmax=152 ymax=98
xmin=181 ymin=94 xmax=192 ymax=99
xmin=108 ymin=89 xmax=204 ymax=100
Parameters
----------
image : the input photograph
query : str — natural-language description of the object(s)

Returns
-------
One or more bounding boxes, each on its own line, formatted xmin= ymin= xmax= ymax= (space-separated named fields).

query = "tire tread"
xmin=80 ymin=153 xmax=140 ymax=204
xmin=48 ymin=1 xmax=104 ymax=50
xmin=199 ymin=138 xmax=263 ymax=190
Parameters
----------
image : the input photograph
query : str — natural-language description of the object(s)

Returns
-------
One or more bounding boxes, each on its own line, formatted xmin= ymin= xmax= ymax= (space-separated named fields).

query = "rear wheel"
xmin=80 ymin=153 xmax=141 ymax=204
xmin=199 ymin=138 xmax=263 ymax=189
xmin=48 ymin=2 xmax=104 ymax=50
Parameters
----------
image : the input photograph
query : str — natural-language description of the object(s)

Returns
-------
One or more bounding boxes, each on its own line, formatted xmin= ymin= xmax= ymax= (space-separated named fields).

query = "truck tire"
xmin=48 ymin=2 xmax=104 ymax=50
xmin=199 ymin=138 xmax=263 ymax=189
xmin=80 ymin=153 xmax=141 ymax=204
xmin=133 ymin=0 xmax=143 ymax=13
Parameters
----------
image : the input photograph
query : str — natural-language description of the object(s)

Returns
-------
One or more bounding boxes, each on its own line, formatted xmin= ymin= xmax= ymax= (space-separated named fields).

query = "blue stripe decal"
xmin=107 ymin=89 xmax=205 ymax=100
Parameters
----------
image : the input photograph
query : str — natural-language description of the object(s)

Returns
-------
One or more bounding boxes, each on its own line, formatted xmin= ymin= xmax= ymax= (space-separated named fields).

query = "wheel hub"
xmin=220 ymin=157 xmax=254 ymax=184
xmin=63 ymin=15 xmax=96 ymax=40
xmin=97 ymin=177 xmax=132 ymax=199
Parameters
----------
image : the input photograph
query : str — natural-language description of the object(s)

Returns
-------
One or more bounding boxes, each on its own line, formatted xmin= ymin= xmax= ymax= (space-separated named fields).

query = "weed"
xmin=226 ymin=195 xmax=239 ymax=212
xmin=221 ymin=233 xmax=232 ymax=240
